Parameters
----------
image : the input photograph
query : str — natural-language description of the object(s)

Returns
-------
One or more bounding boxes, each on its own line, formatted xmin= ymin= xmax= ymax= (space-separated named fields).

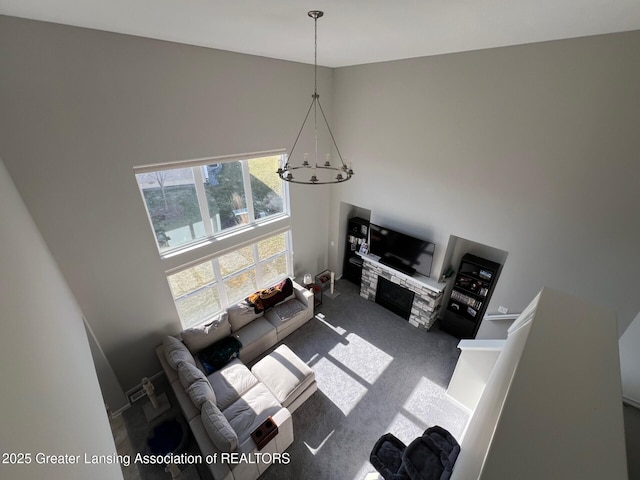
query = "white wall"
xmin=0 ymin=159 xmax=123 ymax=480
xmin=620 ymin=311 xmax=640 ymax=408
xmin=452 ymin=288 xmax=626 ymax=479
xmin=330 ymin=31 xmax=640 ymax=334
xmin=0 ymin=16 xmax=332 ymax=390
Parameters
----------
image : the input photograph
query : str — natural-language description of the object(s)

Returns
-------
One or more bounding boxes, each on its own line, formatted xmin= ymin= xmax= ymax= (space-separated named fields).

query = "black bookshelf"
xmin=342 ymin=217 xmax=369 ymax=286
xmin=441 ymin=253 xmax=501 ymax=339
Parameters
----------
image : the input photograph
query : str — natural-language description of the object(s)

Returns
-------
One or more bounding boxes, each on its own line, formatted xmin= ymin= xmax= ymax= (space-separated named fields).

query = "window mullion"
xmin=241 ymin=160 xmax=256 ymax=221
xmin=210 ymin=258 xmax=228 ymax=307
xmin=252 ymin=244 xmax=263 ymax=287
xmin=286 ymin=230 xmax=294 ymax=276
xmin=192 ymin=166 xmax=214 ymax=237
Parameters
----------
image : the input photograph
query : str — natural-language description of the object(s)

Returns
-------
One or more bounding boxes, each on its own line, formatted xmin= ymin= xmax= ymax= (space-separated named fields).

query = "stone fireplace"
xmin=376 ymin=276 xmax=415 ymax=320
xmin=360 ymin=255 xmax=444 ymax=330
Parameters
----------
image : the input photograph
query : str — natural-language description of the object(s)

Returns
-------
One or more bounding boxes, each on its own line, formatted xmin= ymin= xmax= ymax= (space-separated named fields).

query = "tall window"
xmin=135 ymin=155 xmax=286 ymax=253
xmin=135 ymin=153 xmax=292 ymax=328
xmin=167 ymin=232 xmax=291 ymax=328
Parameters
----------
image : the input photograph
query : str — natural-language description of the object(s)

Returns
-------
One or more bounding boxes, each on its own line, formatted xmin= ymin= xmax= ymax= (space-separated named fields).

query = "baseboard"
xmin=109 ymin=403 xmax=131 ymax=418
xmin=484 ymin=313 xmax=520 ymax=321
xmin=623 ymin=395 xmax=640 ymax=410
xmin=445 ymin=392 xmax=473 ymax=415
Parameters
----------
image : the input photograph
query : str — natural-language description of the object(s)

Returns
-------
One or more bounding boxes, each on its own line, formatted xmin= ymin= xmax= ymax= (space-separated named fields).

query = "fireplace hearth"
xmin=375 ymin=276 xmax=415 ymax=320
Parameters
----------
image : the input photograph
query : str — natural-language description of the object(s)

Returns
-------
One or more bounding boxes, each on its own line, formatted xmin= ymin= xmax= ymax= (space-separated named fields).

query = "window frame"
xmin=134 ymin=150 xmax=290 ymax=258
xmin=167 ymin=230 xmax=293 ymax=328
xmin=134 ymin=150 xmax=294 ymax=329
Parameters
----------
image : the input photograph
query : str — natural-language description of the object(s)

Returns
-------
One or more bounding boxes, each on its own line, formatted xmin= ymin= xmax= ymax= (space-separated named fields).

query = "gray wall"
xmin=0 ymin=159 xmax=123 ymax=479
xmin=329 ymin=30 xmax=640 ymax=335
xmin=2 ymin=13 xmax=639 ymax=394
xmin=0 ymin=15 xmax=332 ymax=390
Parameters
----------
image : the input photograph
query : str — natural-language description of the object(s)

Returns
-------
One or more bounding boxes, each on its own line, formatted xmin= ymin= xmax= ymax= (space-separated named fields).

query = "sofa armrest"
xmin=292 ymin=280 xmax=314 ymax=309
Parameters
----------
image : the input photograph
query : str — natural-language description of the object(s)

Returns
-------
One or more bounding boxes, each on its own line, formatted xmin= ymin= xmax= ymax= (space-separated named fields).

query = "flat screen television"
xmin=369 ymin=223 xmax=435 ymax=277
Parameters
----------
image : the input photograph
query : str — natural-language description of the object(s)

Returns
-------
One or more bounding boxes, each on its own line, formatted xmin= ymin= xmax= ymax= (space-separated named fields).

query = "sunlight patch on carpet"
xmin=328 ymin=333 xmax=393 ymax=384
xmin=315 ymin=314 xmax=347 ymax=335
xmin=303 ymin=429 xmax=334 ymax=455
xmin=401 ymin=376 xmax=466 ymax=437
xmin=315 ymin=357 xmax=368 ymax=415
xmin=383 ymin=411 xmax=426 ymax=445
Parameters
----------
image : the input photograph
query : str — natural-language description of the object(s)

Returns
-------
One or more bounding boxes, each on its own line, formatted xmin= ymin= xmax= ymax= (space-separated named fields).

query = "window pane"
xmin=203 ymin=161 xmax=248 ymax=233
xmin=136 ymin=168 xmax=204 ymax=251
xmin=257 ymin=232 xmax=286 ymax=260
xmin=175 ymin=286 xmax=221 ymax=328
xmin=167 ymin=262 xmax=215 ymax=298
xmin=261 ymin=255 xmax=288 ymax=287
xmin=224 ymin=270 xmax=257 ymax=304
xmin=249 ymin=156 xmax=284 ymax=219
xmin=218 ymin=246 xmax=254 ymax=277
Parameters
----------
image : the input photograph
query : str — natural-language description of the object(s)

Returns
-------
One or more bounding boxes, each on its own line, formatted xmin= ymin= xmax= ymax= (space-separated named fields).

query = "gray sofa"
xmin=156 ymin=279 xmax=314 ymax=480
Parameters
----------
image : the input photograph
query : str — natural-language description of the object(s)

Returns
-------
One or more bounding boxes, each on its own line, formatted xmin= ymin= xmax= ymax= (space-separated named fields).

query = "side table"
xmin=304 ymin=282 xmax=322 ymax=308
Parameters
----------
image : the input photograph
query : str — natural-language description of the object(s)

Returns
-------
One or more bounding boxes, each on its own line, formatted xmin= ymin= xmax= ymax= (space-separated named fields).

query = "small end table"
xmin=304 ymin=282 xmax=322 ymax=308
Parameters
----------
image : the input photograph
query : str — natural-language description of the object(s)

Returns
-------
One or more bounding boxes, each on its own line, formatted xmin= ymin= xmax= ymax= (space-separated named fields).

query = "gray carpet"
xmin=256 ymin=280 xmax=469 ymax=480
xmin=112 ymin=279 xmax=469 ymax=480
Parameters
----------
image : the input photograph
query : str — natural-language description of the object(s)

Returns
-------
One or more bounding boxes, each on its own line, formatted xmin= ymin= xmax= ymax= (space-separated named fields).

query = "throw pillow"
xmin=163 ymin=336 xmax=196 ymax=370
xmin=246 ymin=277 xmax=293 ymax=313
xmin=181 ymin=312 xmax=231 ymax=354
xmin=177 ymin=361 xmax=207 ymax=389
xmin=201 ymin=400 xmax=238 ymax=452
xmin=197 ymin=336 xmax=243 ymax=375
xmin=186 ymin=379 xmax=216 ymax=407
xmin=227 ymin=301 xmax=262 ymax=331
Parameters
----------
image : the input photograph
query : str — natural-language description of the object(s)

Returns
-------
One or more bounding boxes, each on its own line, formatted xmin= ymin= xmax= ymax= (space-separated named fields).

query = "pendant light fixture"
xmin=277 ymin=10 xmax=354 ymax=185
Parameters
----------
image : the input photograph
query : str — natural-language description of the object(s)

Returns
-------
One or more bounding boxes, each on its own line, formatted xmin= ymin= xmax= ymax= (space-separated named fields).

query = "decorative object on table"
xmin=141 ymin=377 xmax=170 ymax=422
xmin=277 ymin=10 xmax=354 ymax=185
xmin=359 ymin=242 xmax=369 ymax=255
xmin=303 ymin=273 xmax=313 ymax=286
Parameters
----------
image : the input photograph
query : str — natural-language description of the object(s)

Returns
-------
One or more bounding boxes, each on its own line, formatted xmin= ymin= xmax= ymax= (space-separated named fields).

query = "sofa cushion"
xmin=186 ymin=378 xmax=216 ymax=408
xmin=227 ymin=301 xmax=263 ymax=332
xmin=223 ymin=383 xmax=282 ymax=444
xmin=246 ymin=277 xmax=293 ymax=313
xmin=177 ymin=361 xmax=207 ymax=389
xmin=207 ymin=359 xmax=259 ymax=411
xmin=251 ymin=344 xmax=315 ymax=409
xmin=202 ymin=400 xmax=238 ymax=452
xmin=181 ymin=312 xmax=231 ymax=353
xmin=234 ymin=317 xmax=277 ymax=364
xmin=163 ymin=336 xmax=196 ymax=370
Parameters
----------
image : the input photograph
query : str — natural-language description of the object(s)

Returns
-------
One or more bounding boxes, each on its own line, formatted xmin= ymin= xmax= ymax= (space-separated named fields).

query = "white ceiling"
xmin=2 ymin=0 xmax=640 ymax=67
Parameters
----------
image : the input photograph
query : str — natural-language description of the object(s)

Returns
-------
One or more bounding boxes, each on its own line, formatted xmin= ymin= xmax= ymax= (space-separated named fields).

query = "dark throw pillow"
xmin=197 ymin=336 xmax=243 ymax=375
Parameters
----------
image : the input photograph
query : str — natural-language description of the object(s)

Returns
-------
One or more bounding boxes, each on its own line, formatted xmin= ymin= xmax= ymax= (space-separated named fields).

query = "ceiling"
xmin=2 ymin=0 xmax=640 ymax=67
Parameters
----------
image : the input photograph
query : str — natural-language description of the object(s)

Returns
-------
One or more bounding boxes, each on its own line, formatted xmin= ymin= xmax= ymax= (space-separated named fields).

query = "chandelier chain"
xmin=277 ymin=10 xmax=354 ymax=185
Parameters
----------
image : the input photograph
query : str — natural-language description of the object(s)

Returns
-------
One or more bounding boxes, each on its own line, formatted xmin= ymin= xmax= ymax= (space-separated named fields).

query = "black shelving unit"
xmin=343 ymin=217 xmax=369 ymax=286
xmin=441 ymin=253 xmax=501 ymax=339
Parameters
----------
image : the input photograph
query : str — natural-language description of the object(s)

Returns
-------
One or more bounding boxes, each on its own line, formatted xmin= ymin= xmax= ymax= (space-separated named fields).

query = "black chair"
xmin=370 ymin=426 xmax=460 ymax=480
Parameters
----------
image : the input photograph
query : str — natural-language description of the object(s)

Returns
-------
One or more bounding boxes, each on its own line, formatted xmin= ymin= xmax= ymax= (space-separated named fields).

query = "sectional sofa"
xmin=156 ymin=279 xmax=315 ymax=479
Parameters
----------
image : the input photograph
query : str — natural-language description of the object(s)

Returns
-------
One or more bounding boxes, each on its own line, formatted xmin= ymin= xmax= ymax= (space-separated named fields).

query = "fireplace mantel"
xmin=359 ymin=254 xmax=446 ymax=330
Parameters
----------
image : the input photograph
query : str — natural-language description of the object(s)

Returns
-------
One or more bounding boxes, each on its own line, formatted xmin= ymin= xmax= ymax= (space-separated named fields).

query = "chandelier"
xmin=277 ymin=10 xmax=354 ymax=185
